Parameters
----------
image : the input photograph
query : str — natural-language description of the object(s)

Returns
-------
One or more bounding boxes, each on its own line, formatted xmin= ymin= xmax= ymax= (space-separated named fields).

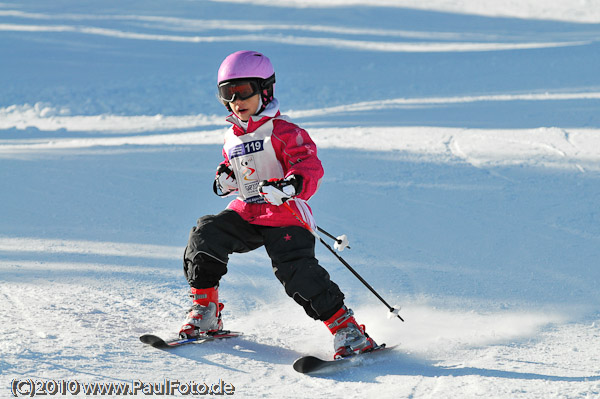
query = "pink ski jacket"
xmin=220 ymin=100 xmax=323 ymax=228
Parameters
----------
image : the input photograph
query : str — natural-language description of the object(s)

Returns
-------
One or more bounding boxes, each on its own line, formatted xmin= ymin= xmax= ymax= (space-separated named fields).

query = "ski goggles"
xmin=218 ymin=79 xmax=261 ymax=103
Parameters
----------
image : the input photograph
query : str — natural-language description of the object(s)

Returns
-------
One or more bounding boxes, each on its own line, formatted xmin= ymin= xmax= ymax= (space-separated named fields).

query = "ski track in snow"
xmin=1 ymin=1 xmax=600 ymax=398
xmin=1 ymin=21 xmax=592 ymax=53
xmin=1 ymin=9 xmax=598 ymax=53
xmin=204 ymin=0 xmax=600 ymax=24
xmin=2 ymin=113 xmax=599 ymax=172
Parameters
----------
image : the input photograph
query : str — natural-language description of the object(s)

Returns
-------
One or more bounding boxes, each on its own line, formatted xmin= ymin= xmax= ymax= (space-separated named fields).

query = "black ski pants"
xmin=183 ymin=209 xmax=345 ymax=321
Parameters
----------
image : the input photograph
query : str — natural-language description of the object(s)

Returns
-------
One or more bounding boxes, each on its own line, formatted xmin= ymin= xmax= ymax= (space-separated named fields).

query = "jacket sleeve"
xmin=216 ymin=143 xmax=236 ymax=183
xmin=221 ymin=147 xmax=231 ymax=168
xmin=271 ymin=119 xmax=324 ymax=200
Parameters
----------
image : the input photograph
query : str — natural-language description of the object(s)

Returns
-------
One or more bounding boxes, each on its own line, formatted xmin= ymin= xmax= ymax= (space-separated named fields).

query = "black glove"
xmin=213 ymin=164 xmax=238 ymax=197
xmin=258 ymin=175 xmax=303 ymax=205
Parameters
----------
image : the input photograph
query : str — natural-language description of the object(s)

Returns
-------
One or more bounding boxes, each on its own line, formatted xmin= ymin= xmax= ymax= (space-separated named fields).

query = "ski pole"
xmin=316 ymin=226 xmax=351 ymax=249
xmin=283 ymin=202 xmax=404 ymax=322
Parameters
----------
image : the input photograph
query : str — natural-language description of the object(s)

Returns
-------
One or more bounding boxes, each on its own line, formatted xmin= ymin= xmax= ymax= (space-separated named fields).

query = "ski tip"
xmin=293 ymin=356 xmax=324 ymax=373
xmin=139 ymin=334 xmax=169 ymax=348
xmin=293 ymin=343 xmax=393 ymax=374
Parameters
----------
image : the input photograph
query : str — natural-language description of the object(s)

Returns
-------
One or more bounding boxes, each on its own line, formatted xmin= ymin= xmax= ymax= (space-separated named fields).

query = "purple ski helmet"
xmin=217 ymin=51 xmax=276 ymax=112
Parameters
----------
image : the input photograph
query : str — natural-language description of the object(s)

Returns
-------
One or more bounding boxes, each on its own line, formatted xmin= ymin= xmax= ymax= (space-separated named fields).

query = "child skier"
xmin=180 ymin=50 xmax=377 ymax=359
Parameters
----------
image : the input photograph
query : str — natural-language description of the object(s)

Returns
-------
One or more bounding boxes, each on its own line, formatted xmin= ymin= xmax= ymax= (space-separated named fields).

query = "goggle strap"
xmin=261 ymin=74 xmax=276 ymax=88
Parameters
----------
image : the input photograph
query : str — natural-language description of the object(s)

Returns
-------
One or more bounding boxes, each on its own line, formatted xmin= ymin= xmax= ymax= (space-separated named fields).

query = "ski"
xmin=293 ymin=343 xmax=392 ymax=374
xmin=140 ymin=330 xmax=242 ymax=349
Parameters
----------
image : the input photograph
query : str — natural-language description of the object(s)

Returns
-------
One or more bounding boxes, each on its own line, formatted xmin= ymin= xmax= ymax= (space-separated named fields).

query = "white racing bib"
xmin=223 ymin=119 xmax=285 ymax=203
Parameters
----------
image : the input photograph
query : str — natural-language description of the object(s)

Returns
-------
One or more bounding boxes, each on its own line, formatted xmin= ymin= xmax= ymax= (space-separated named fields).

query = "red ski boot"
xmin=324 ymin=306 xmax=377 ymax=359
xmin=179 ymin=286 xmax=224 ymax=338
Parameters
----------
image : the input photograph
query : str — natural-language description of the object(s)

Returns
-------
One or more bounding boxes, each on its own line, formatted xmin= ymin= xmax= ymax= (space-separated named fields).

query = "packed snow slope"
xmin=1 ymin=1 xmax=600 ymax=398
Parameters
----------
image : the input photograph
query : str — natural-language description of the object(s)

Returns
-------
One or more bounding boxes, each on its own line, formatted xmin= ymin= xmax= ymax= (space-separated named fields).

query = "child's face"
xmin=229 ymin=94 xmax=260 ymax=122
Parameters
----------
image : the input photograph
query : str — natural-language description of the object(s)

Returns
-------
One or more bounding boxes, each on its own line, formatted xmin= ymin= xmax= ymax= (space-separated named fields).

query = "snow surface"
xmin=1 ymin=0 xmax=600 ymax=398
